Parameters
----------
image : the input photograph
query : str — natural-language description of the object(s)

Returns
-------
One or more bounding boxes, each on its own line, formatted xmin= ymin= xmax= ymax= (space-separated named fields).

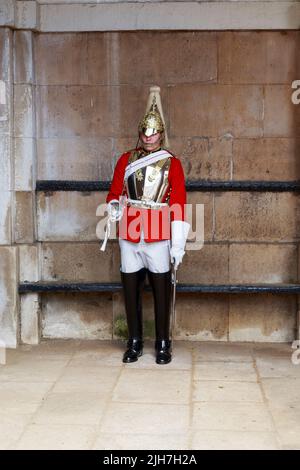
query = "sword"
xmin=170 ymin=263 xmax=178 ymax=343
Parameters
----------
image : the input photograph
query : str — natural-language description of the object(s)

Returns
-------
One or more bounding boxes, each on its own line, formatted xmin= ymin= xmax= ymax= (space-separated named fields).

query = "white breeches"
xmin=119 ymin=231 xmax=171 ymax=274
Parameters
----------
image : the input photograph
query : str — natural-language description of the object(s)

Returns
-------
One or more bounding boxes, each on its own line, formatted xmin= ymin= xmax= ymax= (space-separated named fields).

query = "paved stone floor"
xmin=0 ymin=339 xmax=299 ymax=450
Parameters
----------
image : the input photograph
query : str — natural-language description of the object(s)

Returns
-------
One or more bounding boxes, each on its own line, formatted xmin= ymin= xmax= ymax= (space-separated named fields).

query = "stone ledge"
xmin=1 ymin=2 xmax=300 ymax=31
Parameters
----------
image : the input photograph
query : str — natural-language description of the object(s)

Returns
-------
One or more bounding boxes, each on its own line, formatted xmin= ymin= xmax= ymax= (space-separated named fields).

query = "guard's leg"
xmin=121 ymin=268 xmax=147 ymax=363
xmin=148 ymin=270 xmax=172 ymax=365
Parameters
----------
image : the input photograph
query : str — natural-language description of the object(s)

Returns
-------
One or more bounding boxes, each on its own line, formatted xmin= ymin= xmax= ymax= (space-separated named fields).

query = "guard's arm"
xmin=168 ymin=157 xmax=190 ymax=268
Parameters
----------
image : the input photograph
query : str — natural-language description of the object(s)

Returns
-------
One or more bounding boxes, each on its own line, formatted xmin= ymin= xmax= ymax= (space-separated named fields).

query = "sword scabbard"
xmin=170 ymin=265 xmax=178 ymax=343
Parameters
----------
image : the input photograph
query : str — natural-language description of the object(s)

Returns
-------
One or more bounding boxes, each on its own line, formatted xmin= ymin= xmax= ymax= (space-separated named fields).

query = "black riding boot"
xmin=121 ymin=268 xmax=146 ymax=363
xmin=148 ymin=270 xmax=172 ymax=365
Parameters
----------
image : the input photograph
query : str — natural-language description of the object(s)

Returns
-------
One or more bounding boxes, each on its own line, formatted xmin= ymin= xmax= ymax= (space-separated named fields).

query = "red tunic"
xmin=106 ymin=150 xmax=187 ymax=243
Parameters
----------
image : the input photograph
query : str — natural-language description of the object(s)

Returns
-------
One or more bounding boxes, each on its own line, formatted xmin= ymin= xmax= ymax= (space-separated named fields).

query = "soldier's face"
xmin=140 ymin=132 xmax=162 ymax=152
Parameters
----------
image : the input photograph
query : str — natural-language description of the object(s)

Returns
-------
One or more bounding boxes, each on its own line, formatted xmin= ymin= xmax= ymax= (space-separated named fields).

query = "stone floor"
xmin=0 ymin=339 xmax=299 ymax=450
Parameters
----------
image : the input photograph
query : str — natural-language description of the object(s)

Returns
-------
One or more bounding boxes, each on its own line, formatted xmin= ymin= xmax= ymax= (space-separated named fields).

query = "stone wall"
xmin=0 ymin=28 xmax=17 ymax=348
xmin=34 ymin=31 xmax=300 ymax=342
xmin=2 ymin=1 xmax=300 ymax=31
xmin=0 ymin=5 xmax=300 ymax=345
xmin=0 ymin=27 xmax=38 ymax=347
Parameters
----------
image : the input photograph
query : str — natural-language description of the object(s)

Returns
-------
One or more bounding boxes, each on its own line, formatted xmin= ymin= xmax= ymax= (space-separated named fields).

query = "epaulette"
xmin=127 ymin=148 xmax=143 ymax=164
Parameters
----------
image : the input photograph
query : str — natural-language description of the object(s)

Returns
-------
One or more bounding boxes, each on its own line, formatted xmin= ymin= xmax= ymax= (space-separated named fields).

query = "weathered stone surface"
xmin=186 ymin=193 xmax=213 ymax=243
xmin=192 ymin=401 xmax=273 ymax=431
xmin=271 ymin=407 xmax=300 ymax=450
xmin=262 ymin=378 xmax=300 ymax=408
xmin=178 ymin=243 xmax=229 ymax=284
xmin=15 ymin=1 xmax=38 ymax=30
xmin=219 ymin=31 xmax=300 ymax=84
xmin=170 ymin=84 xmax=263 ymax=138
xmin=100 ymin=402 xmax=189 ymax=435
xmin=117 ymin=32 xmax=217 ymax=85
xmin=41 ymin=292 xmax=113 ymax=340
xmin=0 ymin=28 xmax=11 ymax=82
xmin=41 ymin=242 xmax=116 ymax=282
xmin=264 ymin=85 xmax=300 ymax=137
xmin=15 ymin=191 xmax=34 ymax=244
xmin=214 ymin=192 xmax=300 ymax=242
xmin=35 ymin=33 xmax=89 ymax=85
xmin=0 ymin=247 xmax=18 ymax=348
xmin=0 ymin=191 xmax=11 ymax=245
xmin=37 ymin=137 xmax=113 ymax=181
xmin=255 ymin=354 xmax=300 ymax=378
xmin=21 ymin=293 xmax=41 ymax=345
xmin=170 ymin=136 xmax=232 ymax=181
xmin=14 ymin=30 xmax=34 ymax=84
xmin=14 ymin=137 xmax=34 ymax=191
xmin=14 ymin=84 xmax=35 ymax=138
xmin=175 ymin=293 xmax=229 ymax=341
xmin=193 ymin=380 xmax=263 ymax=402
xmin=113 ymin=369 xmax=191 ymax=405
xmin=0 ymin=81 xmax=10 ymax=134
xmin=232 ymin=138 xmax=300 ymax=181
xmin=16 ymin=423 xmax=99 ymax=450
xmin=37 ymin=191 xmax=106 ymax=242
xmin=229 ymin=294 xmax=297 ymax=342
xmin=36 ymin=85 xmax=113 ymax=138
xmin=0 ymin=30 xmax=12 ymax=136
xmin=34 ymin=33 xmax=123 ymax=86
xmin=229 ymin=243 xmax=298 ymax=284
xmin=0 ymin=134 xmax=11 ymax=191
xmin=86 ymin=32 xmax=114 ymax=85
xmin=194 ymin=343 xmax=254 ymax=364
xmin=13 ymin=32 xmax=35 ymax=203
xmin=37 ymin=2 xmax=300 ymax=32
xmin=191 ymin=430 xmax=278 ymax=450
xmin=19 ymin=244 xmax=39 ymax=282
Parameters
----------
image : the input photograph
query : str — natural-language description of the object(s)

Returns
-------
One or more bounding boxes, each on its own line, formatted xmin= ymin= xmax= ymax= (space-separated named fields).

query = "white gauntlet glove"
xmin=107 ymin=199 xmax=123 ymax=222
xmin=170 ymin=246 xmax=185 ymax=270
xmin=100 ymin=199 xmax=124 ymax=252
xmin=170 ymin=220 xmax=190 ymax=269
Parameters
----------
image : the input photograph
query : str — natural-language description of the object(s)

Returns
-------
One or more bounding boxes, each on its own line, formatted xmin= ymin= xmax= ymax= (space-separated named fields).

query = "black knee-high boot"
xmin=121 ymin=268 xmax=146 ymax=363
xmin=148 ymin=270 xmax=172 ymax=365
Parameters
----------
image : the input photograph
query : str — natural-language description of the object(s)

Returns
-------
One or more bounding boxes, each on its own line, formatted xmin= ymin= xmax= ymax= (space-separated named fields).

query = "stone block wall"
xmin=34 ymin=31 xmax=300 ymax=342
xmin=1 ymin=26 xmax=300 ymax=345
xmin=0 ymin=28 xmax=18 ymax=348
xmin=0 ymin=28 xmax=38 ymax=347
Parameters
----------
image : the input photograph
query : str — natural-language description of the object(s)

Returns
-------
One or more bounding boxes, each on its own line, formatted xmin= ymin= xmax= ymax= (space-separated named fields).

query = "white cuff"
xmin=107 ymin=199 xmax=119 ymax=206
xmin=107 ymin=199 xmax=123 ymax=222
xmin=171 ymin=220 xmax=190 ymax=250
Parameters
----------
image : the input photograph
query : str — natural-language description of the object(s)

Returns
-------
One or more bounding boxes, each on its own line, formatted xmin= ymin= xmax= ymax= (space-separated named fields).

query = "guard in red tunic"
xmin=102 ymin=86 xmax=190 ymax=364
